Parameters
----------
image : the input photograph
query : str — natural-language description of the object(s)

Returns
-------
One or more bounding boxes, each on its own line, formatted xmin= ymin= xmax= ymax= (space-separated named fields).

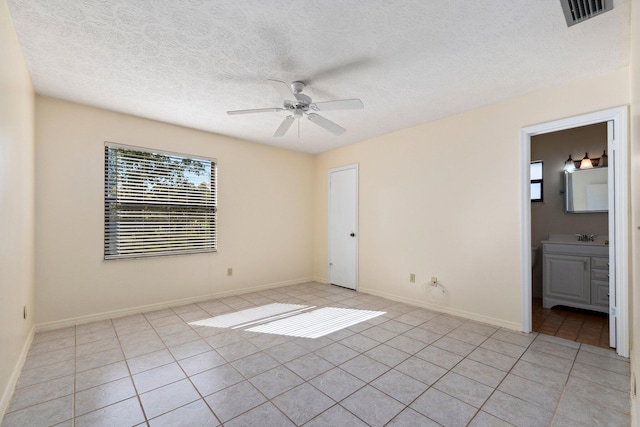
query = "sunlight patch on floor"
xmin=189 ymin=303 xmax=309 ymax=328
xmin=190 ymin=304 xmax=385 ymax=338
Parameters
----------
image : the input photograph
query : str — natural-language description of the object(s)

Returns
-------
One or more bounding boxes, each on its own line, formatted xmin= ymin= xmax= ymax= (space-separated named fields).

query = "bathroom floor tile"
xmin=532 ymin=298 xmax=610 ymax=348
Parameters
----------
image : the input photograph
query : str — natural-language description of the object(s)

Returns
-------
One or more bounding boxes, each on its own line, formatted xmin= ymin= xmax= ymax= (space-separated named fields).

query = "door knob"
xmin=350 ymin=232 xmax=355 ymax=237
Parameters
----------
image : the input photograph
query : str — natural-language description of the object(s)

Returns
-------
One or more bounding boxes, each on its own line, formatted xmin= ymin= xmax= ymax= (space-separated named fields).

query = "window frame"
xmin=530 ymin=160 xmax=543 ymax=202
xmin=104 ymin=142 xmax=217 ymax=260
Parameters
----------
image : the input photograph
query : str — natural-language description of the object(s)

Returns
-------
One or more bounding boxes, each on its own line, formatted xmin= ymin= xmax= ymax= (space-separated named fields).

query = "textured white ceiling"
xmin=6 ymin=0 xmax=631 ymax=153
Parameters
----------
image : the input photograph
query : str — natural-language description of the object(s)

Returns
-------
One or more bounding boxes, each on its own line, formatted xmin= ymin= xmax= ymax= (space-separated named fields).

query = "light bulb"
xmin=564 ymin=155 xmax=576 ymax=171
xmin=579 ymin=152 xmax=593 ymax=169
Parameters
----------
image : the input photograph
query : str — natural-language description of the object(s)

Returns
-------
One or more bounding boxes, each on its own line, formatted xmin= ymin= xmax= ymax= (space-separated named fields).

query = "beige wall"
xmin=314 ymin=67 xmax=629 ymax=329
xmin=34 ymin=97 xmax=314 ymax=326
xmin=530 ymin=123 xmax=609 ymax=297
xmin=629 ymin=0 xmax=640 ymax=424
xmin=0 ymin=0 xmax=35 ymax=419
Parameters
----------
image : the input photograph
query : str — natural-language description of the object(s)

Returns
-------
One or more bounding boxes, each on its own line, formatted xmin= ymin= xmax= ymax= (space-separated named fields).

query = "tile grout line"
xmin=114 ymin=316 xmax=151 ymax=427
xmin=548 ymin=342 xmax=581 ymax=426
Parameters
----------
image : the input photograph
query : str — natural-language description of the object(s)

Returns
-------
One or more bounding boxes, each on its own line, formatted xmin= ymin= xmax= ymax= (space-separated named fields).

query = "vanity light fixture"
xmin=600 ymin=150 xmax=608 ymax=167
xmin=564 ymin=155 xmax=576 ymax=171
xmin=579 ymin=152 xmax=593 ymax=169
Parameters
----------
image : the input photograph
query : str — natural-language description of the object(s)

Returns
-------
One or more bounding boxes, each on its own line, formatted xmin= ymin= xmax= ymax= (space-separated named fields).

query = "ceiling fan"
xmin=227 ymin=79 xmax=364 ymax=137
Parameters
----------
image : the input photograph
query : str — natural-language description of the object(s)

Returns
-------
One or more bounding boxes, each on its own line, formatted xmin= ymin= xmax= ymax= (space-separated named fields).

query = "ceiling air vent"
xmin=560 ymin=0 xmax=613 ymax=27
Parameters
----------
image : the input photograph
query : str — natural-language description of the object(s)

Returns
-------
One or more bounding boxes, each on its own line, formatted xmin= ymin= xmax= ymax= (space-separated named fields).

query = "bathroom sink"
xmin=543 ymin=233 xmax=608 ymax=246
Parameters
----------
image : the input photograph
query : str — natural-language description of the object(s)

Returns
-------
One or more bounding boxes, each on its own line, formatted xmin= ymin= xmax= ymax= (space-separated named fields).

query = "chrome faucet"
xmin=575 ymin=233 xmax=596 ymax=242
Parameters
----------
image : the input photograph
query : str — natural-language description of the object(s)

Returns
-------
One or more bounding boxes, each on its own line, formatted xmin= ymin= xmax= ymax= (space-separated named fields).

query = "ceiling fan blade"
xmin=309 ymin=98 xmax=364 ymax=111
xmin=227 ymin=107 xmax=284 ymax=115
xmin=307 ymin=113 xmax=346 ymax=136
xmin=267 ymin=79 xmax=300 ymax=102
xmin=273 ymin=116 xmax=295 ymax=137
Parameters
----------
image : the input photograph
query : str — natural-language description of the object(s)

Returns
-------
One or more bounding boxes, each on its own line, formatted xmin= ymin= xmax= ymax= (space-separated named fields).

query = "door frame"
xmin=520 ymin=106 xmax=629 ymax=357
xmin=327 ymin=163 xmax=359 ymax=290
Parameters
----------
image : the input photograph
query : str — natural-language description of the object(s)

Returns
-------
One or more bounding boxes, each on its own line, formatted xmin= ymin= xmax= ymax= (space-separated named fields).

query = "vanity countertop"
xmin=542 ymin=233 xmax=609 ymax=246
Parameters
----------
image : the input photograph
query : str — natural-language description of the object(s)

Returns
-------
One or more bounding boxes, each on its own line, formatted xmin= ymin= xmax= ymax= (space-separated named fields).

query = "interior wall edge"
xmin=359 ymin=287 xmax=522 ymax=332
xmin=0 ymin=326 xmax=34 ymax=423
xmin=34 ymin=277 xmax=316 ymax=332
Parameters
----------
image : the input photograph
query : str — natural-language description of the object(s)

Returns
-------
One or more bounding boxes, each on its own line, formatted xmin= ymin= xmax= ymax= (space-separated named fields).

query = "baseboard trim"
xmin=0 ymin=326 xmax=34 ymax=423
xmin=35 ymin=277 xmax=315 ymax=332
xmin=359 ymin=287 xmax=522 ymax=331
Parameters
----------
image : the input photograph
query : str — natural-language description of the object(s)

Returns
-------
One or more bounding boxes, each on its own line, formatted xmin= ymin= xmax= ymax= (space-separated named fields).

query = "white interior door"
xmin=328 ymin=165 xmax=358 ymax=290
xmin=607 ymin=120 xmax=617 ymax=348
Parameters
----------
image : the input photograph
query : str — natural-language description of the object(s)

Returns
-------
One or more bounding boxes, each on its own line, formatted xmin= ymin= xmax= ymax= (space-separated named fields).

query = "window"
xmin=530 ymin=161 xmax=543 ymax=202
xmin=104 ymin=143 xmax=217 ymax=259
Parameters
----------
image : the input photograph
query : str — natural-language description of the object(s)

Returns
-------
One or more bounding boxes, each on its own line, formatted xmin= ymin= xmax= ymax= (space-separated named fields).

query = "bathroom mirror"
xmin=564 ymin=167 xmax=608 ymax=213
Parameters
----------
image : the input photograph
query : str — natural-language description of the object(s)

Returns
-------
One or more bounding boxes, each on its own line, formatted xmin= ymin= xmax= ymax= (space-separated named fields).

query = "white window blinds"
xmin=104 ymin=144 xmax=217 ymax=259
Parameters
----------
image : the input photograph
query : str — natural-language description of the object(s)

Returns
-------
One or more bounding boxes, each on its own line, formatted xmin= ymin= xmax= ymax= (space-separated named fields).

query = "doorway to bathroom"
xmin=520 ymin=107 xmax=629 ymax=358
xmin=530 ymin=123 xmax=610 ymax=348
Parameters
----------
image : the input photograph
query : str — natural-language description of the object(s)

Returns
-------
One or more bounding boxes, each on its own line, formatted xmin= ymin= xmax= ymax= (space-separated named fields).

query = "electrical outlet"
xmin=409 ymin=273 xmax=415 ymax=283
xmin=23 ymin=305 xmax=26 ymax=320
xmin=227 ymin=268 xmax=233 ymax=276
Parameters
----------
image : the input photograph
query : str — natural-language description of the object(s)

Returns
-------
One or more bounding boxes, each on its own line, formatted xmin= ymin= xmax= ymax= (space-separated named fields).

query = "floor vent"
xmin=560 ymin=0 xmax=613 ymax=27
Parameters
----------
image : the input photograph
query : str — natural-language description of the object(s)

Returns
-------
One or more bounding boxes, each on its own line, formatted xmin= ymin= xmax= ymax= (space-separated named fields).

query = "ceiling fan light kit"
xmin=227 ymin=79 xmax=363 ymax=138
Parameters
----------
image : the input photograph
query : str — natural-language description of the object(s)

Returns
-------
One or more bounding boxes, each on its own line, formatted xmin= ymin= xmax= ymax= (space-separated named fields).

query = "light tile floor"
xmin=1 ymin=283 xmax=630 ymax=427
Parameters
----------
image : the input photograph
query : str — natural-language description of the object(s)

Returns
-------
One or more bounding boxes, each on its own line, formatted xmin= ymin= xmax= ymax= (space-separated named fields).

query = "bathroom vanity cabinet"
xmin=542 ymin=239 xmax=609 ymax=313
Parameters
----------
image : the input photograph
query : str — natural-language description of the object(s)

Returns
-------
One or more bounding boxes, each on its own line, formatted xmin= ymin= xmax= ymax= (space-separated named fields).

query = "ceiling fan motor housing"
xmin=291 ymin=81 xmax=305 ymax=93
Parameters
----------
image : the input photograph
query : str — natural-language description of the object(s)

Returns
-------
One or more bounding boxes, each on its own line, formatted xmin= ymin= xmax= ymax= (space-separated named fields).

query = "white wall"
xmin=314 ymin=68 xmax=629 ymax=330
xmin=34 ymin=97 xmax=314 ymax=327
xmin=0 ymin=0 xmax=35 ymax=419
